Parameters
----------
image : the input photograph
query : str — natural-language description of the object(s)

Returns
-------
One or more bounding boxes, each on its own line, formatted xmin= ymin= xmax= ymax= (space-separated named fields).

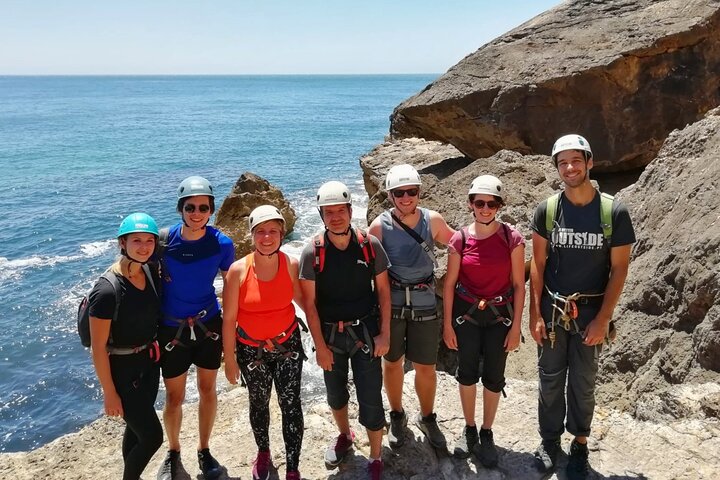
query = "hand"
xmin=103 ymin=390 xmax=124 ymax=418
xmin=224 ymin=356 xmax=240 ymax=385
xmin=443 ymin=322 xmax=458 ymax=350
xmin=529 ymin=313 xmax=547 ymax=346
xmin=316 ymin=344 xmax=334 ymax=371
xmin=583 ymin=316 xmax=610 ymax=346
xmin=372 ymin=333 xmax=389 ymax=357
xmin=504 ymin=328 xmax=521 ymax=352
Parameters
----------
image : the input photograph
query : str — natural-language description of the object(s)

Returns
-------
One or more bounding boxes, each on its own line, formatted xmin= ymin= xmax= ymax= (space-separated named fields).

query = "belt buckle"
xmin=501 ymin=317 xmax=512 ymax=327
xmin=197 ymin=309 xmax=208 ymax=319
xmin=164 ymin=342 xmax=175 ymax=352
xmin=454 ymin=315 xmax=465 ymax=325
xmin=247 ymin=361 xmax=259 ymax=371
xmin=351 ymin=319 xmax=361 ymax=327
xmin=208 ymin=332 xmax=220 ymax=341
xmin=361 ymin=344 xmax=371 ymax=355
xmin=288 ymin=351 xmax=300 ymax=360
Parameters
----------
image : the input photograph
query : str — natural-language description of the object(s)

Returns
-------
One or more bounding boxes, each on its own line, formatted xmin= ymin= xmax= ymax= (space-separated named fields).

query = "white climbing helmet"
xmin=551 ymin=134 xmax=593 ymax=164
xmin=468 ymin=175 xmax=503 ymax=201
xmin=316 ymin=181 xmax=352 ymax=208
xmin=248 ymin=205 xmax=285 ymax=231
xmin=385 ymin=164 xmax=422 ymax=191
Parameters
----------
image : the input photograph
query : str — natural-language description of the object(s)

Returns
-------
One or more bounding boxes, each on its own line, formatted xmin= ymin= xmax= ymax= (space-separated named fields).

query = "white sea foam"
xmin=0 ymin=239 xmax=115 ymax=284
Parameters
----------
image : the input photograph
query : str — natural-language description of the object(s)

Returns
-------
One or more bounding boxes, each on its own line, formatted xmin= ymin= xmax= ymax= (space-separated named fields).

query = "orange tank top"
xmin=237 ymin=252 xmax=297 ymax=346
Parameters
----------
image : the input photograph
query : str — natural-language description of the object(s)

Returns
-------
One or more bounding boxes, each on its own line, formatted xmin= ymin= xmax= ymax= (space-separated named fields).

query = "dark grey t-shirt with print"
xmin=531 ymin=191 xmax=635 ymax=295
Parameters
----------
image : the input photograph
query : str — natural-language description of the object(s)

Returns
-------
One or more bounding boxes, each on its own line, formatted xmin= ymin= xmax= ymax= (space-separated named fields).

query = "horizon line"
xmin=0 ymin=72 xmax=441 ymax=77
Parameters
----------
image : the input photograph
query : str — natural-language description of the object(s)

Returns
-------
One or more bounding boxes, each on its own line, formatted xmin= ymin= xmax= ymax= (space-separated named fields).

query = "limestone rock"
xmin=390 ymin=0 xmax=720 ymax=171
xmin=597 ymin=107 xmax=720 ymax=421
xmin=215 ymin=172 xmax=297 ymax=258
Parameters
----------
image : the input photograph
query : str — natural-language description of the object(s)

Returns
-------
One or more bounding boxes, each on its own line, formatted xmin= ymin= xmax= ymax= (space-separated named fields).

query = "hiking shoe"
xmin=415 ymin=412 xmax=447 ymax=449
xmin=454 ymin=425 xmax=478 ymax=459
xmin=473 ymin=428 xmax=498 ymax=468
xmin=324 ymin=431 xmax=355 ymax=469
xmin=285 ymin=471 xmax=301 ymax=480
xmin=197 ymin=448 xmax=223 ymax=480
xmin=533 ymin=439 xmax=561 ymax=473
xmin=368 ymin=458 xmax=383 ymax=480
xmin=157 ymin=450 xmax=180 ymax=480
xmin=387 ymin=409 xmax=408 ymax=448
xmin=566 ymin=440 xmax=590 ymax=480
xmin=252 ymin=450 xmax=271 ymax=480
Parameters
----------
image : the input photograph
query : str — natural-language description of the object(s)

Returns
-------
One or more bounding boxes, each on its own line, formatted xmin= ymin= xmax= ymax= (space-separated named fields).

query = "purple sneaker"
xmin=324 ymin=431 xmax=355 ymax=468
xmin=252 ymin=450 xmax=271 ymax=480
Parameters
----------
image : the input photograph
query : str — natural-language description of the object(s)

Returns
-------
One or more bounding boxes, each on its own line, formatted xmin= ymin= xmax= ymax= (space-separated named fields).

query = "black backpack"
xmin=77 ymin=264 xmax=157 ymax=348
xmin=77 ymin=270 xmax=122 ymax=348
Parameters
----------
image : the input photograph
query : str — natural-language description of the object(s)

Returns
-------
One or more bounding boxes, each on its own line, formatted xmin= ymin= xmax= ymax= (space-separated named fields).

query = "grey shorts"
xmin=384 ymin=308 xmax=440 ymax=365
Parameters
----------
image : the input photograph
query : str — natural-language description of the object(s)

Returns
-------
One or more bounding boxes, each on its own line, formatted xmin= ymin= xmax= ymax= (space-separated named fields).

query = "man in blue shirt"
xmin=156 ymin=176 xmax=235 ymax=480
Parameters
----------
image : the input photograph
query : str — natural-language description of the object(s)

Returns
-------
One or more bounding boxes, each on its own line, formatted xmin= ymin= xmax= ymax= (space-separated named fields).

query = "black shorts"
xmin=158 ymin=313 xmax=223 ymax=379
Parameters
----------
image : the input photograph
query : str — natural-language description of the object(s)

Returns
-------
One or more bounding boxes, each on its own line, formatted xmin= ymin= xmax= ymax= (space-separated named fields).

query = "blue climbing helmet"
xmin=117 ymin=212 xmax=159 ymax=238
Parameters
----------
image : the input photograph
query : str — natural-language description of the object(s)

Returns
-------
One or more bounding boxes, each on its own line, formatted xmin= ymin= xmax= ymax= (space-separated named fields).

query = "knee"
xmin=413 ymin=363 xmax=436 ymax=378
xmin=197 ymin=380 xmax=217 ymax=399
xmin=327 ymin=389 xmax=349 ymax=411
xmin=148 ymin=425 xmax=164 ymax=453
xmin=383 ymin=357 xmax=404 ymax=372
xmin=165 ymin=389 xmax=185 ymax=409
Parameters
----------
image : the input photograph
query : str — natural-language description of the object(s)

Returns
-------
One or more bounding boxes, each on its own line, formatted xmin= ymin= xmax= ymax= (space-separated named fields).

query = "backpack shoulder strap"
xmin=156 ymin=227 xmax=170 ymax=257
xmin=599 ymin=192 xmax=614 ymax=244
xmin=141 ymin=264 xmax=158 ymax=297
xmin=355 ymin=228 xmax=376 ymax=267
xmin=545 ymin=193 xmax=561 ymax=234
xmin=313 ymin=233 xmax=325 ymax=274
xmin=459 ymin=227 xmax=467 ymax=259
xmin=99 ymin=271 xmax=123 ymax=322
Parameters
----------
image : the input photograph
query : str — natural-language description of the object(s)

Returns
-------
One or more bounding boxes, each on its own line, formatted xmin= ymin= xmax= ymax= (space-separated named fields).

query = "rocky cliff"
xmin=390 ymin=0 xmax=720 ymax=171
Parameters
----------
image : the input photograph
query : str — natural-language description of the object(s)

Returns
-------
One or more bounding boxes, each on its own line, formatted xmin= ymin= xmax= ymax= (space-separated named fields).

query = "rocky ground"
xmin=3 ymin=319 xmax=718 ymax=480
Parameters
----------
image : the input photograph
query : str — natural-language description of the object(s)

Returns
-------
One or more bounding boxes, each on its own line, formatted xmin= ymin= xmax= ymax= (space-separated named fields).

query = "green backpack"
xmin=545 ymin=191 xmax=614 ymax=245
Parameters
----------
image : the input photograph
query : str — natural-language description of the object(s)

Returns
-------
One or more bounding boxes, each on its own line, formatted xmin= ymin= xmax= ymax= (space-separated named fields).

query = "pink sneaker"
xmin=368 ymin=458 xmax=383 ymax=480
xmin=252 ymin=450 xmax=271 ymax=480
xmin=285 ymin=471 xmax=301 ymax=480
xmin=324 ymin=431 xmax=355 ymax=468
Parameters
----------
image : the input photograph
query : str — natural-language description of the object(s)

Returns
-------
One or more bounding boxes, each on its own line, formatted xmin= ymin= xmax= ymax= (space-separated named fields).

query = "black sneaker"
xmin=387 ymin=410 xmax=408 ymax=448
xmin=157 ymin=450 xmax=180 ymax=480
xmin=566 ymin=440 xmax=590 ymax=480
xmin=415 ymin=412 xmax=447 ymax=449
xmin=455 ymin=425 xmax=478 ymax=459
xmin=197 ymin=448 xmax=223 ymax=480
xmin=473 ymin=428 xmax=498 ymax=468
xmin=533 ymin=439 xmax=561 ymax=473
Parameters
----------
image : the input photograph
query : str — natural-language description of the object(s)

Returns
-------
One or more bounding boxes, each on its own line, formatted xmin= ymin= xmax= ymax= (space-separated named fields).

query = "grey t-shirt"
xmin=531 ymin=191 xmax=635 ymax=295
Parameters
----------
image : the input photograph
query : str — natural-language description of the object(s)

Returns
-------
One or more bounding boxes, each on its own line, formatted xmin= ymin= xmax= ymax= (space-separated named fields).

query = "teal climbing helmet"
xmin=117 ymin=212 xmax=160 ymax=238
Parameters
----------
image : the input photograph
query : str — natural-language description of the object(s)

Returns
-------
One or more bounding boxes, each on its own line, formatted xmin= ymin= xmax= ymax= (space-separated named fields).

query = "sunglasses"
xmin=183 ymin=204 xmax=211 ymax=213
xmin=472 ymin=199 xmax=501 ymax=209
xmin=391 ymin=188 xmax=419 ymax=198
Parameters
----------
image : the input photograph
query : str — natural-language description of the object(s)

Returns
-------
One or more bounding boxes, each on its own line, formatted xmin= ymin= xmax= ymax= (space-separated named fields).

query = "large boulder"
xmin=390 ymin=0 xmax=720 ymax=171
xmin=215 ymin=172 xmax=296 ymax=259
xmin=597 ymin=107 xmax=720 ymax=421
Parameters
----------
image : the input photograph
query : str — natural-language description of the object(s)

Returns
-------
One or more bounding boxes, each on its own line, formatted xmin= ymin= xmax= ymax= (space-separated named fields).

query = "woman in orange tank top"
xmin=222 ymin=205 xmax=305 ymax=480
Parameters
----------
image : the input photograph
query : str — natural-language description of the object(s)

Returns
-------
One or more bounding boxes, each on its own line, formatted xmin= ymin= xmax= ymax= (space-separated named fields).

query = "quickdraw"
xmin=454 ymin=283 xmax=514 ymax=328
xmin=544 ymin=286 xmax=605 ymax=349
xmin=164 ymin=303 xmax=220 ymax=352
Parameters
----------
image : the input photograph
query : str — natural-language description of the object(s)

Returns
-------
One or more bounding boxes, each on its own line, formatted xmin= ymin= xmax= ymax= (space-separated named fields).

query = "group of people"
xmin=88 ymin=133 xmax=635 ymax=480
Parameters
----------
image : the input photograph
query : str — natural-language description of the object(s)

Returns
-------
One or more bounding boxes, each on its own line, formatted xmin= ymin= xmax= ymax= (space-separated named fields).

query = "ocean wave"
xmin=0 ymin=240 xmax=115 ymax=283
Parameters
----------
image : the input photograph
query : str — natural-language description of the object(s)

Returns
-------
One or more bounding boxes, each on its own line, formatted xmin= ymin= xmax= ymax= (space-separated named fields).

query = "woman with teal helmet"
xmin=88 ymin=212 xmax=164 ymax=480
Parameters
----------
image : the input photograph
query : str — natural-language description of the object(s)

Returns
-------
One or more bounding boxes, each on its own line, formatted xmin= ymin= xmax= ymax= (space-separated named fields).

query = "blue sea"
xmin=0 ymin=74 xmax=437 ymax=452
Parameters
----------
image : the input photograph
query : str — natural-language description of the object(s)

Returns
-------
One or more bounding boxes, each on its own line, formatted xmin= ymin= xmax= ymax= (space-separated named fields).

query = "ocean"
xmin=0 ymin=74 xmax=437 ymax=452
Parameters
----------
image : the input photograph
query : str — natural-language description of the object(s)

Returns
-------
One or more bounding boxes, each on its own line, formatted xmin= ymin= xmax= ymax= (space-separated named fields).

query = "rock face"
xmin=390 ymin=0 xmax=720 ymax=171
xmin=597 ymin=107 xmax=720 ymax=421
xmin=3 ymin=372 xmax=718 ymax=480
xmin=215 ymin=172 xmax=297 ymax=258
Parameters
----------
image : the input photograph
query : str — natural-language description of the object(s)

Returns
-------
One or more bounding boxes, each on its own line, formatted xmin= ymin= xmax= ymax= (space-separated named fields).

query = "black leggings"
xmin=112 ymin=355 xmax=163 ymax=480
xmin=237 ymin=328 xmax=305 ymax=472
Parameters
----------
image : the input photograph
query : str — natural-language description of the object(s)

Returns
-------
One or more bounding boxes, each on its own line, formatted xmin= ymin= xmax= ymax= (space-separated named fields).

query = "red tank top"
xmin=237 ymin=252 xmax=297 ymax=345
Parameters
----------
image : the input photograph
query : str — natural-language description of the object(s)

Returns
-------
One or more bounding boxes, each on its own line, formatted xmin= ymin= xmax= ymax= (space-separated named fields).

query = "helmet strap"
xmin=474 ymin=218 xmax=496 ymax=226
xmin=120 ymin=250 xmax=149 ymax=266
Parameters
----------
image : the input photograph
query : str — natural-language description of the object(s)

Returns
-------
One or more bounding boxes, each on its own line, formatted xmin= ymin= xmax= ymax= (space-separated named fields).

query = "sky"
xmin=1 ymin=1 xmax=561 ymax=75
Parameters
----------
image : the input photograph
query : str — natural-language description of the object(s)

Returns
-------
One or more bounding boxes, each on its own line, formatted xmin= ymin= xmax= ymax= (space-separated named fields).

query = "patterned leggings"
xmin=237 ymin=328 xmax=304 ymax=472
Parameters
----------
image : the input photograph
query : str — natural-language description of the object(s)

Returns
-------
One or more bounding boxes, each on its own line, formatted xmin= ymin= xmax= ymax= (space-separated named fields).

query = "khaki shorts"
xmin=384 ymin=308 xmax=440 ymax=365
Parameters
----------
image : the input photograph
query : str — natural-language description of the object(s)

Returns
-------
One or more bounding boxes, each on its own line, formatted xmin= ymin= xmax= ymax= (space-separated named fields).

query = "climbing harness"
xmin=163 ymin=302 xmax=220 ymax=352
xmin=390 ymin=274 xmax=436 ymax=321
xmin=323 ymin=310 xmax=377 ymax=357
xmin=237 ymin=317 xmax=309 ymax=371
xmin=453 ymin=283 xmax=514 ymax=328
xmin=544 ymin=285 xmax=605 ymax=348
xmin=107 ymin=340 xmax=162 ymax=363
